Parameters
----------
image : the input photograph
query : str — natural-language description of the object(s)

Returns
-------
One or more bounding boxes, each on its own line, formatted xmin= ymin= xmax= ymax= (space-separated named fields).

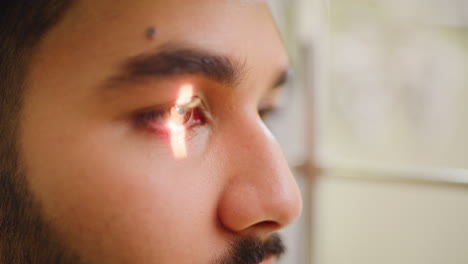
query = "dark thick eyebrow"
xmin=101 ymin=44 xmax=292 ymax=97
xmin=105 ymin=46 xmax=246 ymax=89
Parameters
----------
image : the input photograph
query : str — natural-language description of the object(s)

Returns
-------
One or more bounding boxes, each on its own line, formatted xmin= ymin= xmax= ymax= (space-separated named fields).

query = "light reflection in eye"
xmin=167 ymin=119 xmax=187 ymax=159
xmin=176 ymin=84 xmax=194 ymax=105
xmin=167 ymin=84 xmax=194 ymax=159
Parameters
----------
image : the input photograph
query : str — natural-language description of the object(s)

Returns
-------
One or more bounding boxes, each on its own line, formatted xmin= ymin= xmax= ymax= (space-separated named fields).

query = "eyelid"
xmin=133 ymin=96 xmax=198 ymax=117
xmin=178 ymin=97 xmax=202 ymax=110
xmin=258 ymin=107 xmax=278 ymax=119
xmin=134 ymin=102 xmax=175 ymax=118
xmin=135 ymin=96 xmax=209 ymax=132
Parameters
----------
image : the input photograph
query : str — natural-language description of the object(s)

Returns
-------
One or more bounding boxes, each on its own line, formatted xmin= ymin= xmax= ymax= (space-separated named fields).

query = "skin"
xmin=18 ymin=0 xmax=302 ymax=263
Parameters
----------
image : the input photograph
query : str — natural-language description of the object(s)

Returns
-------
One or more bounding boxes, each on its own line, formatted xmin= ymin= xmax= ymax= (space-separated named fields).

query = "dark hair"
xmin=0 ymin=1 xmax=76 ymax=263
xmin=0 ymin=0 xmax=75 ymax=163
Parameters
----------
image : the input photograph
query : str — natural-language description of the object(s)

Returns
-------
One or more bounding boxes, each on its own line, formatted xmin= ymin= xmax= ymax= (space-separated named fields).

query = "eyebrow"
xmin=102 ymin=44 xmax=290 ymax=92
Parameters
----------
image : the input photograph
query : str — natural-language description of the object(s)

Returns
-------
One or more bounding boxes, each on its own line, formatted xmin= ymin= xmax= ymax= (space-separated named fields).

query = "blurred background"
xmin=267 ymin=0 xmax=468 ymax=263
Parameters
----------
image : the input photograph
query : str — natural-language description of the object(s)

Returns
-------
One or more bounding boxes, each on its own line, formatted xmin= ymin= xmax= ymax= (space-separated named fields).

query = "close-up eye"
xmin=137 ymin=97 xmax=206 ymax=135
xmin=258 ymin=107 xmax=277 ymax=120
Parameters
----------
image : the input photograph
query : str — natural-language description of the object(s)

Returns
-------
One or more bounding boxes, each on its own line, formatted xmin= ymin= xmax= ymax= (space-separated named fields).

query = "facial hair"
xmin=1 ymin=144 xmax=286 ymax=264
xmin=214 ymin=233 xmax=286 ymax=264
xmin=0 ymin=146 xmax=81 ymax=264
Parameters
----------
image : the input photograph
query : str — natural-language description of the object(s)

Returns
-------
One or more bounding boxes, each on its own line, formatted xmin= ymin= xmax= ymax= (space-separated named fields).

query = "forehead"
xmin=30 ymin=0 xmax=287 ymax=98
xmin=61 ymin=0 xmax=284 ymax=62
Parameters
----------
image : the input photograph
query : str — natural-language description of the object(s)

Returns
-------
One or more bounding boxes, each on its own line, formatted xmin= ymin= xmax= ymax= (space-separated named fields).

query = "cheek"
xmin=24 ymin=124 xmax=219 ymax=262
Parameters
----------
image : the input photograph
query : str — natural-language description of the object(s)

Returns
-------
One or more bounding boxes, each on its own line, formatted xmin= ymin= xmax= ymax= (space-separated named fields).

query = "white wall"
xmin=313 ymin=172 xmax=468 ymax=264
xmin=271 ymin=1 xmax=468 ymax=263
xmin=290 ymin=0 xmax=468 ymax=263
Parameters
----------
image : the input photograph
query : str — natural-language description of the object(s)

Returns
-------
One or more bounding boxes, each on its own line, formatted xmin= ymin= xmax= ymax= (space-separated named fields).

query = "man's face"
xmin=18 ymin=0 xmax=302 ymax=263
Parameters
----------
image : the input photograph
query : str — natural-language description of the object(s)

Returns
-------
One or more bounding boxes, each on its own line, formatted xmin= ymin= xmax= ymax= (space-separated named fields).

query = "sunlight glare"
xmin=168 ymin=84 xmax=194 ymax=159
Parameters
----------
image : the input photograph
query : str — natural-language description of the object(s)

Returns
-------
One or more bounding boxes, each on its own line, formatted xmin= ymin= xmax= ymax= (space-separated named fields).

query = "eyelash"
xmin=136 ymin=97 xmax=207 ymax=135
xmin=136 ymin=97 xmax=278 ymax=138
xmin=258 ymin=107 xmax=277 ymax=119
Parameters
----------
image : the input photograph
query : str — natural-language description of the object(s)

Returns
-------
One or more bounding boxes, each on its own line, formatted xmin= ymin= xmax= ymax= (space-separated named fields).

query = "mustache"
xmin=215 ymin=233 xmax=285 ymax=264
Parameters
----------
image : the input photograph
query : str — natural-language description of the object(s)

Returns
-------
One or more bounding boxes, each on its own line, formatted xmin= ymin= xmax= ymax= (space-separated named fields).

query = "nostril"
xmin=251 ymin=220 xmax=281 ymax=233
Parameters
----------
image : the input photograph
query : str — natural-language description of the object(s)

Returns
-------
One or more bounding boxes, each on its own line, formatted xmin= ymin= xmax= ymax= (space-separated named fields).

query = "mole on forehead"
xmin=146 ymin=27 xmax=158 ymax=40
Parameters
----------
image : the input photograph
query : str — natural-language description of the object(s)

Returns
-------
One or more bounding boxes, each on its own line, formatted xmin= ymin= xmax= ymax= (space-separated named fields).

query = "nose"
xmin=216 ymin=115 xmax=302 ymax=236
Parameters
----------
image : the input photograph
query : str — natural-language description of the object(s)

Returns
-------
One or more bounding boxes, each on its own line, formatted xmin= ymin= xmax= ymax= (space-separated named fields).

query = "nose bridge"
xmin=217 ymin=115 xmax=302 ymax=234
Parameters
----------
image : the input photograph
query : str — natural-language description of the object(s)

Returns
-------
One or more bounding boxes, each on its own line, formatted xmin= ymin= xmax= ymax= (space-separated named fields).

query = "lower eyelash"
xmin=137 ymin=106 xmax=206 ymax=137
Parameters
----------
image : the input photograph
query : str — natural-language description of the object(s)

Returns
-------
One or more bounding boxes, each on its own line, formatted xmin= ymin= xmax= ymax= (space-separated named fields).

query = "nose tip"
xmin=216 ymin=119 xmax=302 ymax=235
xmin=217 ymin=175 xmax=302 ymax=234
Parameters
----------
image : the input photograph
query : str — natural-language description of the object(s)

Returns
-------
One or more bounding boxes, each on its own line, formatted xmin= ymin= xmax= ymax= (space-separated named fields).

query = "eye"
xmin=137 ymin=97 xmax=206 ymax=134
xmin=258 ymin=107 xmax=276 ymax=120
xmin=258 ymin=103 xmax=282 ymax=122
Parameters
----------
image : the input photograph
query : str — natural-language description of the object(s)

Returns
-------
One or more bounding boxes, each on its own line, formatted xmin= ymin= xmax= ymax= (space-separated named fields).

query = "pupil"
xmin=170 ymin=105 xmax=191 ymax=125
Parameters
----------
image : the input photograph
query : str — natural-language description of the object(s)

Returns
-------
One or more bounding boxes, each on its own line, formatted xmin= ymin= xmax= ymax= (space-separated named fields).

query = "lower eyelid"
xmin=138 ymin=107 xmax=206 ymax=135
xmin=134 ymin=95 xmax=211 ymax=136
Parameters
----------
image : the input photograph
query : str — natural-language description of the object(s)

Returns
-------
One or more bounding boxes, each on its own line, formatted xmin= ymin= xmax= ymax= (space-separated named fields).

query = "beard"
xmin=0 ymin=146 xmax=285 ymax=264
xmin=215 ymin=233 xmax=286 ymax=264
xmin=0 ymin=142 xmax=81 ymax=264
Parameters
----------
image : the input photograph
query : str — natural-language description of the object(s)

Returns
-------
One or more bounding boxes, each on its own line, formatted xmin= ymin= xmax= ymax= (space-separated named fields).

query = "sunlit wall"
xmin=270 ymin=0 xmax=468 ymax=264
